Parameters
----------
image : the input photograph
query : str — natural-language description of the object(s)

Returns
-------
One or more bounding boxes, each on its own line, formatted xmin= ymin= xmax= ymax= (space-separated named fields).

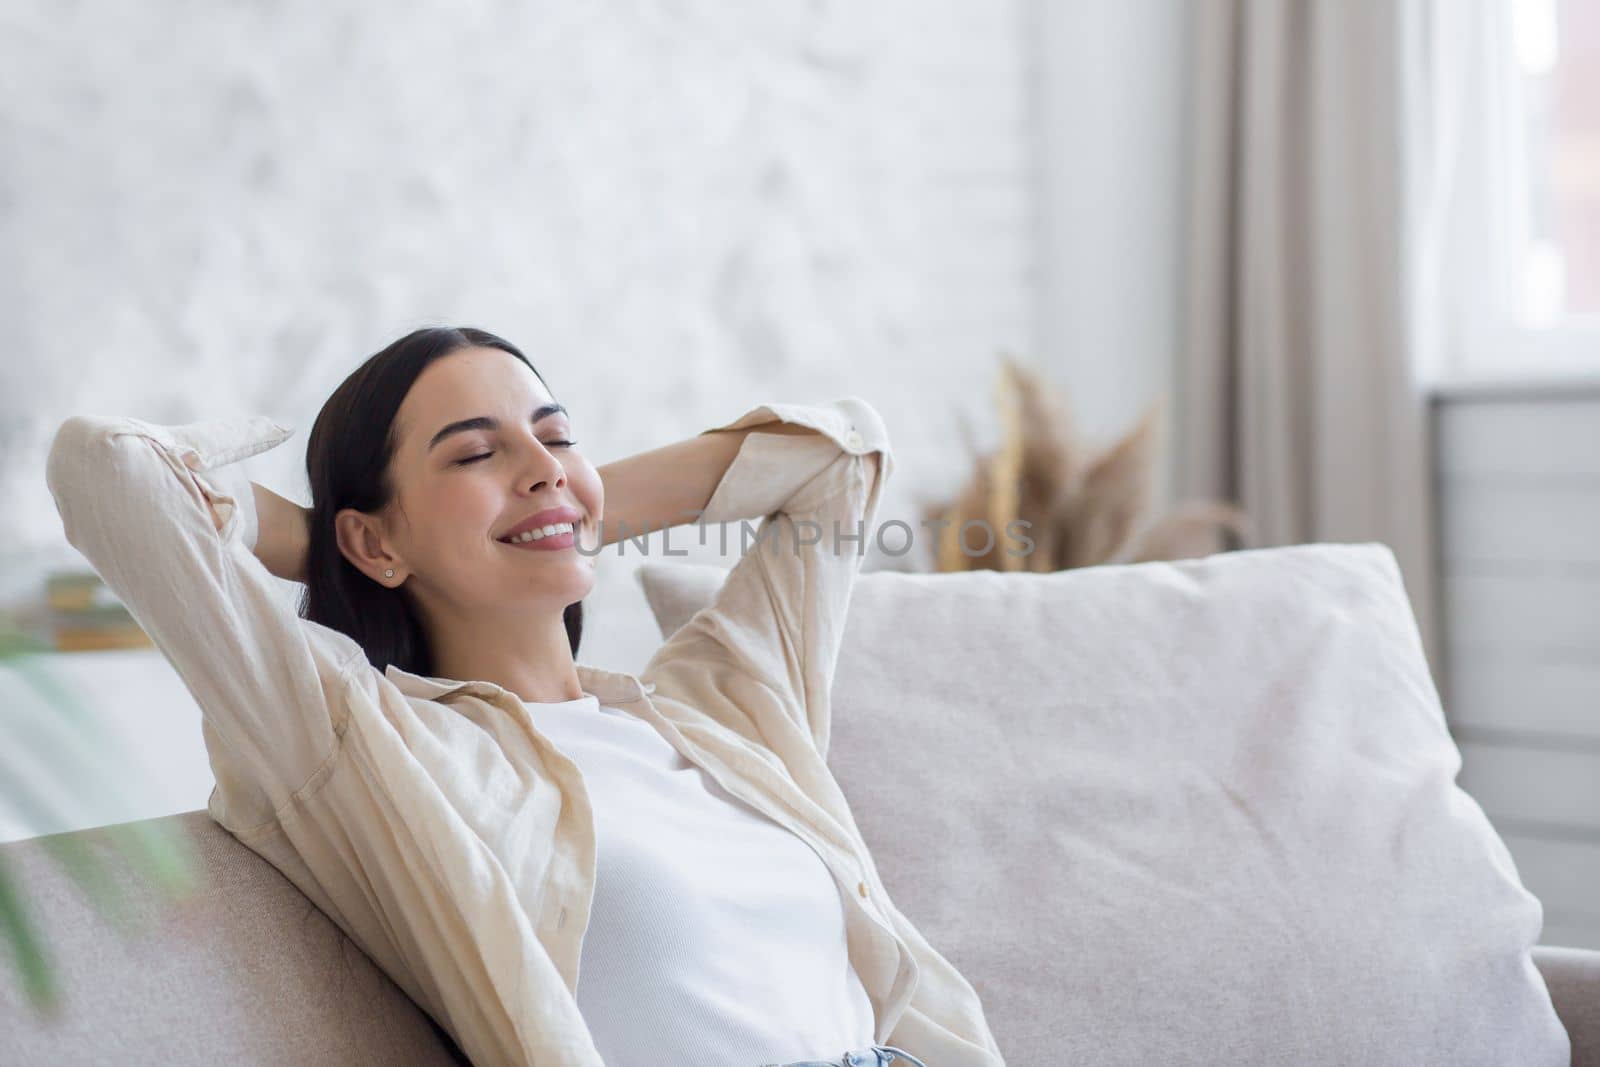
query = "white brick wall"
xmin=1 ymin=1 xmax=1037 ymax=674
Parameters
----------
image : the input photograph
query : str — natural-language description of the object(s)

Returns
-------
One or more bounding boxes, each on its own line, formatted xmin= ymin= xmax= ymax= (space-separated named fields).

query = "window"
xmin=1458 ymin=0 xmax=1600 ymax=381
xmin=1510 ymin=0 xmax=1599 ymax=326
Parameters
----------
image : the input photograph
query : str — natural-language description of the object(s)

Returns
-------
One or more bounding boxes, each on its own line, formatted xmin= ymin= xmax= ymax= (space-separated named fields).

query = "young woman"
xmin=45 ymin=326 xmax=1004 ymax=1067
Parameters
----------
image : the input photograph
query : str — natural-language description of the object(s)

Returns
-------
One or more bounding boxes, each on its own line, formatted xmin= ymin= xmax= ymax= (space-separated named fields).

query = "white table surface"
xmin=1 ymin=647 xmax=214 ymax=843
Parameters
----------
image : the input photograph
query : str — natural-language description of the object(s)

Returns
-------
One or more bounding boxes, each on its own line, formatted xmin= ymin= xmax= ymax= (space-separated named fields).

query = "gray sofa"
xmin=6 ymin=545 xmax=1600 ymax=1063
xmin=3 ymin=804 xmax=1598 ymax=1063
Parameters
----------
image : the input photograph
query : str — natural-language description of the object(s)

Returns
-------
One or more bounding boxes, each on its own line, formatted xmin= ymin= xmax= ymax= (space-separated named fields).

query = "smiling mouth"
xmin=498 ymin=521 xmax=579 ymax=552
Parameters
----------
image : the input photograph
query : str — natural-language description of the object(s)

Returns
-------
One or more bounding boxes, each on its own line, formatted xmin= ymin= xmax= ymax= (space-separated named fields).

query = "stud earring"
xmin=384 ymin=569 xmax=395 ymax=578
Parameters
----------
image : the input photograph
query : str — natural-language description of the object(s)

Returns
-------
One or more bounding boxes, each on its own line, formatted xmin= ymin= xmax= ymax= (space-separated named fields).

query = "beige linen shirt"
xmin=45 ymin=396 xmax=1005 ymax=1066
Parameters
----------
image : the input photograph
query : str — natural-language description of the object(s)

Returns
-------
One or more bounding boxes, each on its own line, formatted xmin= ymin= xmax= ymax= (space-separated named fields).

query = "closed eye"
xmin=454 ymin=441 xmax=577 ymax=466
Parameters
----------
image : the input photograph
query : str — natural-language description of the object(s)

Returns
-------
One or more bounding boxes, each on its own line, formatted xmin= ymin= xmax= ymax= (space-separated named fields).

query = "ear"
xmin=334 ymin=507 xmax=404 ymax=585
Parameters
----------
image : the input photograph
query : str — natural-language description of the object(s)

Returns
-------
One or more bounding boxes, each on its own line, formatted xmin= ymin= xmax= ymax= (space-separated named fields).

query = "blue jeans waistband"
xmin=760 ymin=1044 xmax=931 ymax=1067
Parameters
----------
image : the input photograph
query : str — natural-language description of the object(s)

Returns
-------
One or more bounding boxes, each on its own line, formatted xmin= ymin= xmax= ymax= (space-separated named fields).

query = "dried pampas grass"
xmin=924 ymin=356 xmax=1252 ymax=573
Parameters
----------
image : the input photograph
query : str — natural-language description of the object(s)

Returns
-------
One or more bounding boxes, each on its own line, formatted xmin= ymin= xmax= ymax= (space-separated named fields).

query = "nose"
xmin=515 ymin=438 xmax=567 ymax=495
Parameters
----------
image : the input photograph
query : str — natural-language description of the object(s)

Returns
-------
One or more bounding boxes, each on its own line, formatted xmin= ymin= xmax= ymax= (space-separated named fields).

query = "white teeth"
xmin=506 ymin=521 xmax=574 ymax=544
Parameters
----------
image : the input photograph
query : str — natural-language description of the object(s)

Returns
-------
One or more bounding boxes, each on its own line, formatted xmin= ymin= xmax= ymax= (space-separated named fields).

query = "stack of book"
xmin=44 ymin=570 xmax=152 ymax=652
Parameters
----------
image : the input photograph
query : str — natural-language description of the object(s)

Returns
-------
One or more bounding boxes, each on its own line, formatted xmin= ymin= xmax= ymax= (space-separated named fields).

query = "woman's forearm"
xmin=249 ymin=482 xmax=310 ymax=584
xmin=595 ymin=422 xmax=816 ymax=548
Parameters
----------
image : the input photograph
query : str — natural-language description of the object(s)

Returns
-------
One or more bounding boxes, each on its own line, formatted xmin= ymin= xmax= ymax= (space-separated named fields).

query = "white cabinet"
xmin=1436 ymin=391 xmax=1600 ymax=950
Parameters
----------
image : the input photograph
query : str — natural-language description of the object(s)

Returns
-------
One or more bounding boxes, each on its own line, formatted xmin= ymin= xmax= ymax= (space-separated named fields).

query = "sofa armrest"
xmin=1534 ymin=945 xmax=1600 ymax=1066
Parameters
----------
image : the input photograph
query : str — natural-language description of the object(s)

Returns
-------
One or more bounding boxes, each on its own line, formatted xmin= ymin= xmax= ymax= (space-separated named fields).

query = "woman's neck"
xmin=428 ymin=608 xmax=584 ymax=704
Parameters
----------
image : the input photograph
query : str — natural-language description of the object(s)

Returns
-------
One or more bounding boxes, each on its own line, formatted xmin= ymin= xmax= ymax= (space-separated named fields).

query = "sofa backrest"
xmin=638 ymin=543 xmax=1574 ymax=1065
xmin=0 ymin=811 xmax=466 ymax=1064
xmin=3 ymin=543 xmax=1587 ymax=1065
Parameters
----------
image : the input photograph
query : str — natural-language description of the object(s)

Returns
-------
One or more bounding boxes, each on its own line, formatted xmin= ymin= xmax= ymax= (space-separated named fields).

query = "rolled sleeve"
xmin=45 ymin=412 xmax=357 ymax=828
xmin=134 ymin=414 xmax=293 ymax=552
xmin=642 ymin=396 xmax=893 ymax=761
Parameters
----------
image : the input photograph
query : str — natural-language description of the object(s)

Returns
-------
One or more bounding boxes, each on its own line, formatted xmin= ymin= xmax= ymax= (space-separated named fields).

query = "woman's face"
xmin=343 ymin=346 xmax=603 ymax=620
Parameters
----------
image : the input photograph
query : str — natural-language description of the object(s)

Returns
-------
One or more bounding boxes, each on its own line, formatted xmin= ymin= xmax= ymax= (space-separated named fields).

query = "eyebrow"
xmin=426 ymin=403 xmax=568 ymax=453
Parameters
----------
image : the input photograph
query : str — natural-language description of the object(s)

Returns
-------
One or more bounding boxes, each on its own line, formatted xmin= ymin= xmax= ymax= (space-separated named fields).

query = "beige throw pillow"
xmin=635 ymin=543 xmax=1569 ymax=1065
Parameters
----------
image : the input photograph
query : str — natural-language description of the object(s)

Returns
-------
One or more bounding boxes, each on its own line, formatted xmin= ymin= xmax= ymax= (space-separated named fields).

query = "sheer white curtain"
xmin=1421 ymin=0 xmax=1543 ymax=375
xmin=1179 ymin=0 xmax=1504 ymax=691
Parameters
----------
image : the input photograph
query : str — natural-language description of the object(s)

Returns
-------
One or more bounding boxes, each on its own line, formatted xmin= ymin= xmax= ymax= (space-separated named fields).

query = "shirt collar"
xmin=383 ymin=661 xmax=654 ymax=706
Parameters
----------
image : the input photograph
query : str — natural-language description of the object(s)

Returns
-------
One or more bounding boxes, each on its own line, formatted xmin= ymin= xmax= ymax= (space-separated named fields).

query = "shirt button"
xmin=844 ymin=429 xmax=865 ymax=452
xmin=857 ymin=880 xmax=869 ymax=898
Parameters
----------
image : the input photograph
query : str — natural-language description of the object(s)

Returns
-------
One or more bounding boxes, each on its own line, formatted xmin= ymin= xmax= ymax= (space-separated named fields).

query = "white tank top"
xmin=526 ymin=694 xmax=878 ymax=1066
